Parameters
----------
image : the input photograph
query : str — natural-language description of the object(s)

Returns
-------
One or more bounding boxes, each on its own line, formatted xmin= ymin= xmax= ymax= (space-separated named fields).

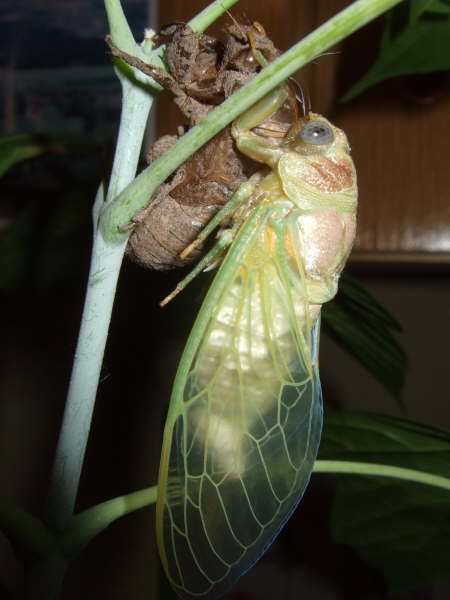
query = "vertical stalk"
xmin=36 ymin=78 xmax=152 ymax=600
xmin=45 ymin=0 xmax=241 ymax=537
xmin=38 ymin=2 xmax=242 ymax=597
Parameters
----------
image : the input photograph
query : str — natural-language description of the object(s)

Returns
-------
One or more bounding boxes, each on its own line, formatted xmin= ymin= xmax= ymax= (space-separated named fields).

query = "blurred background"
xmin=0 ymin=1 xmax=449 ymax=598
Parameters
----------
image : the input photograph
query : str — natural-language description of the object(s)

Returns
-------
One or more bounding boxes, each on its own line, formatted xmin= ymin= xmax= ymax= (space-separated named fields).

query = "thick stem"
xmin=45 ymin=80 xmax=151 ymax=536
xmin=45 ymin=0 xmax=241 ymax=540
xmin=63 ymin=487 xmax=158 ymax=557
xmin=45 ymin=236 xmax=128 ymax=533
xmin=37 ymin=2 xmax=244 ymax=598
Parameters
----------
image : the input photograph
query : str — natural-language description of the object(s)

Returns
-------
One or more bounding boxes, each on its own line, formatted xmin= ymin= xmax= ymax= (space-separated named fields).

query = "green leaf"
xmin=411 ymin=0 xmax=450 ymax=21
xmin=321 ymin=411 xmax=450 ymax=470
xmin=0 ymin=134 xmax=101 ymax=293
xmin=0 ymin=497 xmax=56 ymax=560
xmin=0 ymin=188 xmax=93 ymax=293
xmin=322 ymin=274 xmax=408 ymax=400
xmin=342 ymin=2 xmax=450 ymax=101
xmin=319 ymin=411 xmax=450 ymax=595
xmin=0 ymin=134 xmax=94 ymax=179
xmin=0 ymin=135 xmax=46 ymax=178
xmin=337 ymin=273 xmax=402 ymax=331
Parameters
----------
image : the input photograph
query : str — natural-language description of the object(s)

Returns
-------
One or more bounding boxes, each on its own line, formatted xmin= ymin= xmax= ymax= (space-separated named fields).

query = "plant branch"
xmin=188 ymin=0 xmax=241 ymax=32
xmin=59 ymin=458 xmax=448 ymax=556
xmin=45 ymin=0 xmax=237 ymax=541
xmin=44 ymin=79 xmax=152 ymax=538
xmin=314 ymin=460 xmax=450 ymax=490
xmin=62 ymin=487 xmax=158 ymax=558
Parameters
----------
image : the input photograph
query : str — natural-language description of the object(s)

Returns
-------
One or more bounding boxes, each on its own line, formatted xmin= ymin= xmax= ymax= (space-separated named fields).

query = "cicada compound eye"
xmin=300 ymin=120 xmax=334 ymax=145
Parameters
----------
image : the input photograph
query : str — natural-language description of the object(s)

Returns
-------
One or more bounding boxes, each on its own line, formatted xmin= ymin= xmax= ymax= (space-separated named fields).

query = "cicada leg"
xmin=178 ymin=180 xmax=256 ymax=261
xmin=247 ymin=23 xmax=270 ymax=69
xmin=233 ymin=86 xmax=289 ymax=133
xmin=159 ymin=230 xmax=232 ymax=307
xmin=231 ymin=85 xmax=294 ymax=169
xmin=160 ymin=180 xmax=256 ymax=306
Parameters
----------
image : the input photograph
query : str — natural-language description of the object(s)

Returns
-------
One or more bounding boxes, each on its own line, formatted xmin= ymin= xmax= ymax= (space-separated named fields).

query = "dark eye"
xmin=300 ymin=121 xmax=334 ymax=145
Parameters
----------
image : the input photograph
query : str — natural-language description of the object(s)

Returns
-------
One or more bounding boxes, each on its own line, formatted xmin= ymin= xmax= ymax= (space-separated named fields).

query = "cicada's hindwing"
xmin=156 ymin=202 xmax=323 ymax=599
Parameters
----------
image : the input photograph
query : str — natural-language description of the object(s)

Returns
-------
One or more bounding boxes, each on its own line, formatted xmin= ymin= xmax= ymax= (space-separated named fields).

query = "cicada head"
xmin=280 ymin=112 xmax=357 ymax=202
xmin=285 ymin=112 xmax=351 ymax=158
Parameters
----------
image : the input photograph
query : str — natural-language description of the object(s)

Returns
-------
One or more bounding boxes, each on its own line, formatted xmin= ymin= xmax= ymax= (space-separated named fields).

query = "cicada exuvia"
xmin=107 ymin=23 xmax=299 ymax=270
xmin=156 ymin=83 xmax=357 ymax=599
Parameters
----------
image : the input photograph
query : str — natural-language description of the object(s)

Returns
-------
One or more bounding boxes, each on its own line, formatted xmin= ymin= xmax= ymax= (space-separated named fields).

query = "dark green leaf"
xmin=0 ymin=497 xmax=56 ymax=561
xmin=0 ymin=133 xmax=95 ymax=179
xmin=322 ymin=274 xmax=408 ymax=400
xmin=0 ymin=190 xmax=93 ymax=293
xmin=319 ymin=411 xmax=450 ymax=595
xmin=0 ymin=135 xmax=101 ymax=293
xmin=321 ymin=411 xmax=450 ymax=471
xmin=0 ymin=134 xmax=47 ymax=178
xmin=411 ymin=0 xmax=450 ymax=20
xmin=342 ymin=2 xmax=450 ymax=101
xmin=338 ymin=273 xmax=402 ymax=331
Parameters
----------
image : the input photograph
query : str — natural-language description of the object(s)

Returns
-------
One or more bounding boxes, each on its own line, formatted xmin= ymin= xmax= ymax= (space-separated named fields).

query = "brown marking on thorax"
xmin=305 ymin=157 xmax=354 ymax=193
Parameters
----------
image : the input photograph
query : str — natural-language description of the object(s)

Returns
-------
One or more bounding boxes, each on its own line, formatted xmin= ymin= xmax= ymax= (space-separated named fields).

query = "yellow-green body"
xmin=156 ymin=86 xmax=357 ymax=599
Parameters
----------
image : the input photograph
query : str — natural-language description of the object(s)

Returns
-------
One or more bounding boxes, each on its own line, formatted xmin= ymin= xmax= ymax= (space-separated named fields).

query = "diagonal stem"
xmin=313 ymin=460 xmax=450 ymax=490
xmin=58 ymin=458 xmax=449 ymax=559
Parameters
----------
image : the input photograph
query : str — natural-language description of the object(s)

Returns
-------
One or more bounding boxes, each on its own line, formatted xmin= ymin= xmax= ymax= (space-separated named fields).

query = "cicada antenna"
xmin=288 ymin=77 xmax=309 ymax=117
xmin=305 ymin=87 xmax=312 ymax=115
xmin=224 ymin=7 xmax=244 ymax=33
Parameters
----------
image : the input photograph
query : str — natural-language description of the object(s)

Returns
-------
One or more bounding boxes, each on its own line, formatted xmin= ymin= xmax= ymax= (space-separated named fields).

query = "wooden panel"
xmin=337 ymin=93 xmax=450 ymax=260
xmin=154 ymin=0 xmax=450 ymax=262
xmin=312 ymin=1 xmax=450 ymax=261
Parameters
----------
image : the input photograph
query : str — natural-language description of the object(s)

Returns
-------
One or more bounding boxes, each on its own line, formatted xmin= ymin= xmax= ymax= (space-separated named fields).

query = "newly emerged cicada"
xmin=156 ymin=83 xmax=357 ymax=599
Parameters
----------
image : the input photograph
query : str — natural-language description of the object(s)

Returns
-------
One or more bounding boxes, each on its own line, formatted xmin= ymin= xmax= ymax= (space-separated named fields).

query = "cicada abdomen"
xmin=156 ymin=85 xmax=357 ymax=599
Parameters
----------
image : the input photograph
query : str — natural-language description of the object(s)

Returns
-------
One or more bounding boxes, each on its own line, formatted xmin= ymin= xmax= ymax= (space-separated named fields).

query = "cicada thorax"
xmin=116 ymin=22 xmax=299 ymax=270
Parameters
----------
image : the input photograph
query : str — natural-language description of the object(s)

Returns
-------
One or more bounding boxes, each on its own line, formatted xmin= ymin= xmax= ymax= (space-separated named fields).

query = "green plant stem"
xmin=36 ymin=82 xmax=151 ymax=599
xmin=101 ymin=0 xmax=406 ymax=243
xmin=63 ymin=487 xmax=158 ymax=557
xmin=46 ymin=0 xmax=236 ymax=540
xmin=45 ymin=82 xmax=151 ymax=537
xmin=60 ymin=459 xmax=448 ymax=557
xmin=314 ymin=460 xmax=450 ymax=490
xmin=188 ymin=0 xmax=240 ymax=31
xmin=35 ymin=2 xmax=241 ymax=598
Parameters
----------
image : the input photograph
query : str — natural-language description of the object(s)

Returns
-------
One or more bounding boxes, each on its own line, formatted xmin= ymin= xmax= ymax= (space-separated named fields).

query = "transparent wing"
xmin=156 ymin=207 xmax=323 ymax=599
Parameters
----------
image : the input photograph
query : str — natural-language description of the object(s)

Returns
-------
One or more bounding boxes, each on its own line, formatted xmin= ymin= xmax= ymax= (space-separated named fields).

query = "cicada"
xmin=156 ymin=83 xmax=357 ymax=599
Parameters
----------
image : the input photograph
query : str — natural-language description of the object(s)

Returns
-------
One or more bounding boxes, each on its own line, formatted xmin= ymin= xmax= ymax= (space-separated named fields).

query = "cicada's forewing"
xmin=156 ymin=205 xmax=323 ymax=600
